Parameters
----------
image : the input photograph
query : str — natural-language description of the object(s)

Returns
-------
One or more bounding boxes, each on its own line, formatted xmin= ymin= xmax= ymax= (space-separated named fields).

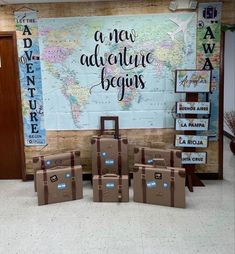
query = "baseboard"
xmin=24 ymin=174 xmax=34 ymax=181
xmin=224 ymin=130 xmax=234 ymax=140
xmin=195 ymin=173 xmax=221 ymax=180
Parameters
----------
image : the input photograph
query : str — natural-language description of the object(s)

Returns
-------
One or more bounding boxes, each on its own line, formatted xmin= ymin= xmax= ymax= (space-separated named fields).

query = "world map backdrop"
xmin=38 ymin=13 xmax=196 ymax=130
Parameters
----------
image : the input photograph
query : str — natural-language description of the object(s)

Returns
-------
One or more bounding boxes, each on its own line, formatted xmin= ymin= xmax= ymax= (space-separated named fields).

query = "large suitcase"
xmin=133 ymin=163 xmax=185 ymax=208
xmin=33 ymin=150 xmax=81 ymax=192
xmin=134 ymin=147 xmax=182 ymax=168
xmin=93 ymin=174 xmax=129 ymax=202
xmin=36 ymin=165 xmax=83 ymax=206
xmin=91 ymin=116 xmax=128 ymax=175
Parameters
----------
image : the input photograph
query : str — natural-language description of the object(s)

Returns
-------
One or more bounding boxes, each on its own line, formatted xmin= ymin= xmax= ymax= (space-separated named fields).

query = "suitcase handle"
xmin=103 ymin=174 xmax=119 ymax=178
xmin=100 ymin=116 xmax=119 ymax=139
xmin=153 ymin=158 xmax=166 ymax=168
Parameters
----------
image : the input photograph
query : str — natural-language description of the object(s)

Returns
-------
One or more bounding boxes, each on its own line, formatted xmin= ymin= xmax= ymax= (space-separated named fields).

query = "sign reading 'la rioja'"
xmin=175 ymin=135 xmax=208 ymax=148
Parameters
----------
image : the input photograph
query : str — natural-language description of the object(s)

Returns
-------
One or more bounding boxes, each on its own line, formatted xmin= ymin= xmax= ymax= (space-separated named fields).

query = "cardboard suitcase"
xmin=134 ymin=147 xmax=182 ymax=168
xmin=93 ymin=174 xmax=129 ymax=202
xmin=36 ymin=165 xmax=83 ymax=205
xmin=91 ymin=116 xmax=128 ymax=175
xmin=133 ymin=163 xmax=185 ymax=208
xmin=33 ymin=150 xmax=81 ymax=192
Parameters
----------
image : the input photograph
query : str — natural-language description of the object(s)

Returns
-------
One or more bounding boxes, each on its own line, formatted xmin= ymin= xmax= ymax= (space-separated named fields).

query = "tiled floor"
xmin=0 ymin=137 xmax=234 ymax=254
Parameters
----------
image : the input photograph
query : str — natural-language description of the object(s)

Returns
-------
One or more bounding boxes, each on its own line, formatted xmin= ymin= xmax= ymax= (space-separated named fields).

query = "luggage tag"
xmin=105 ymin=159 xmax=114 ymax=165
xmin=101 ymin=152 xmax=107 ymax=157
xmin=65 ymin=173 xmax=71 ymax=178
xmin=105 ymin=182 xmax=115 ymax=189
xmin=147 ymin=159 xmax=153 ymax=165
xmin=50 ymin=175 xmax=58 ymax=182
xmin=57 ymin=183 xmax=67 ymax=190
xmin=154 ymin=172 xmax=162 ymax=180
xmin=146 ymin=180 xmax=157 ymax=188
xmin=46 ymin=160 xmax=51 ymax=166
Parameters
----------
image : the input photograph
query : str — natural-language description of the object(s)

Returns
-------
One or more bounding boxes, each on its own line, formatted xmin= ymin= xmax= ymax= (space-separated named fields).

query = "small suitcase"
xmin=91 ymin=116 xmax=128 ymax=175
xmin=134 ymin=147 xmax=182 ymax=168
xmin=93 ymin=174 xmax=129 ymax=202
xmin=133 ymin=163 xmax=185 ymax=208
xmin=33 ymin=150 xmax=81 ymax=192
xmin=36 ymin=165 xmax=83 ymax=205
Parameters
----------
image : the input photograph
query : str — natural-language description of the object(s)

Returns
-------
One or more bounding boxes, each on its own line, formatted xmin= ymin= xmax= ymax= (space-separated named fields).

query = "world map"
xmin=38 ymin=13 xmax=196 ymax=130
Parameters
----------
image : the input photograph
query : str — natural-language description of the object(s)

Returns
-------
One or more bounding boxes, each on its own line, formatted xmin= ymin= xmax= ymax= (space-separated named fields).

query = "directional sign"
xmin=175 ymin=135 xmax=208 ymax=148
xmin=176 ymin=101 xmax=210 ymax=114
xmin=181 ymin=152 xmax=207 ymax=164
xmin=175 ymin=118 xmax=209 ymax=131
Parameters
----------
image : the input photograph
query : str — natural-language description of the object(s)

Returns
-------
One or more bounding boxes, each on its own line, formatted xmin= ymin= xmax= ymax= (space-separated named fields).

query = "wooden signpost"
xmin=175 ymin=69 xmax=211 ymax=191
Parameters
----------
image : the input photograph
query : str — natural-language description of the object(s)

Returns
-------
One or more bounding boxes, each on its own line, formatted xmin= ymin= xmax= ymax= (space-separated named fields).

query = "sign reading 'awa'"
xmin=175 ymin=135 xmax=208 ymax=148
xmin=181 ymin=152 xmax=207 ymax=164
xmin=176 ymin=102 xmax=210 ymax=114
xmin=175 ymin=118 xmax=209 ymax=131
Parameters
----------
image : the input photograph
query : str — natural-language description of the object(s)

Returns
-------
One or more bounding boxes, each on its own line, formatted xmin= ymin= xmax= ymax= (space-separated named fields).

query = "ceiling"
xmin=0 ymin=0 xmax=115 ymax=5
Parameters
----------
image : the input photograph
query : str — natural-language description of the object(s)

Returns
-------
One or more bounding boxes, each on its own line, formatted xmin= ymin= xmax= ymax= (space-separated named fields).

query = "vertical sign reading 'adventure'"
xmin=15 ymin=11 xmax=46 ymax=146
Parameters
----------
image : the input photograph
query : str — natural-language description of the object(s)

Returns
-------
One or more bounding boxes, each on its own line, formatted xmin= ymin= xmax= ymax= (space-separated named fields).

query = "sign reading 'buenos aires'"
xmin=176 ymin=101 xmax=210 ymax=114
xmin=175 ymin=135 xmax=208 ymax=148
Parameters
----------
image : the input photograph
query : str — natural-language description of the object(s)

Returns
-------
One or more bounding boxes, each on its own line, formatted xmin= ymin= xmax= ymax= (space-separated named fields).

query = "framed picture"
xmin=175 ymin=69 xmax=211 ymax=93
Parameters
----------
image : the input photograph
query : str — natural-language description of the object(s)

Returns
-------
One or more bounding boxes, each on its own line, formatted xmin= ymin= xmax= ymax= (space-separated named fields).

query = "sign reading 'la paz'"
xmin=175 ymin=118 xmax=209 ymax=131
xmin=175 ymin=70 xmax=211 ymax=93
xmin=176 ymin=102 xmax=210 ymax=114
xmin=181 ymin=152 xmax=207 ymax=164
xmin=175 ymin=135 xmax=208 ymax=148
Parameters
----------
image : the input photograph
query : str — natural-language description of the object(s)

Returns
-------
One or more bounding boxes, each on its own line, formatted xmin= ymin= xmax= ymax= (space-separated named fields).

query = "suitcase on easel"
xmin=91 ymin=116 xmax=128 ymax=176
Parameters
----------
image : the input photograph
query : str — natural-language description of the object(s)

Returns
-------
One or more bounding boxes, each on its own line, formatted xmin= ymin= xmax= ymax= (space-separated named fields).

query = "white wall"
xmin=224 ymin=31 xmax=235 ymax=136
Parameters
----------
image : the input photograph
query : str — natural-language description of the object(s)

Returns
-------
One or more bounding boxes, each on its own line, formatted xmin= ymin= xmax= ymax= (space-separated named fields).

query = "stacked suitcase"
xmin=133 ymin=148 xmax=186 ymax=208
xmin=91 ymin=116 xmax=129 ymax=202
xmin=33 ymin=151 xmax=83 ymax=205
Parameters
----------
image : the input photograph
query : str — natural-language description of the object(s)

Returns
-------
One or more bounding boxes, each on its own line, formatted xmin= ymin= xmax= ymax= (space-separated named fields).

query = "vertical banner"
xmin=15 ymin=11 xmax=46 ymax=146
xmin=197 ymin=2 xmax=222 ymax=140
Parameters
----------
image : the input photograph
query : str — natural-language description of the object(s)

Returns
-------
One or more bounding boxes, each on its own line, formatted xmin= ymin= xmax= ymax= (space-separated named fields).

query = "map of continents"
xmin=38 ymin=13 xmax=196 ymax=130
